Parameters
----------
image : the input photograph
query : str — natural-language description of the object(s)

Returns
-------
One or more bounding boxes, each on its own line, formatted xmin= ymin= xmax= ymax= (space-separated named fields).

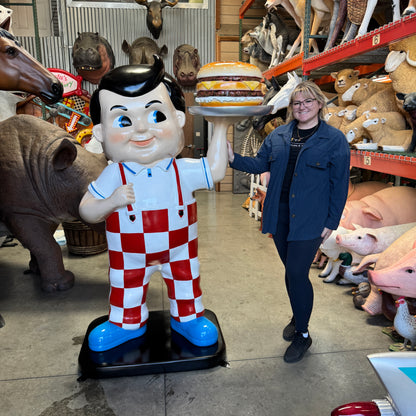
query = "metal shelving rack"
xmin=238 ymin=0 xmax=416 ymax=180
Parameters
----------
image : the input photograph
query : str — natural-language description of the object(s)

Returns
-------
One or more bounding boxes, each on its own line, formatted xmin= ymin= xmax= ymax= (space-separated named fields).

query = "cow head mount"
xmin=135 ymin=0 xmax=179 ymax=39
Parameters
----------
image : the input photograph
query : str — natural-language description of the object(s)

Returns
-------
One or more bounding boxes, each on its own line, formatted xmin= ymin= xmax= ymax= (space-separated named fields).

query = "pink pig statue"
xmin=354 ymin=226 xmax=416 ymax=318
xmin=336 ymin=222 xmax=416 ymax=257
xmin=367 ymin=247 xmax=416 ymax=299
xmin=340 ymin=186 xmax=416 ymax=230
xmin=347 ymin=180 xmax=391 ymax=201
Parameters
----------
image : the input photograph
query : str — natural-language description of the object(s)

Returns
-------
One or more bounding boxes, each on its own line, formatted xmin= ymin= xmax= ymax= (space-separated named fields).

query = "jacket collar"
xmin=278 ymin=120 xmax=329 ymax=141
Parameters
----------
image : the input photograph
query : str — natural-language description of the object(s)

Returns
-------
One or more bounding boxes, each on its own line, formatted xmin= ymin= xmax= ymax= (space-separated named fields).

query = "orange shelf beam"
xmin=239 ymin=0 xmax=256 ymax=19
xmin=350 ymin=150 xmax=416 ymax=180
xmin=303 ymin=14 xmax=416 ymax=74
xmin=262 ymin=53 xmax=304 ymax=80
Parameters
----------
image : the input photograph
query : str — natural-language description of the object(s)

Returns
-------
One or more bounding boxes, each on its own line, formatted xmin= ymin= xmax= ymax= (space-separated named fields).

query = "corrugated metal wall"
xmin=18 ymin=0 xmax=216 ymax=94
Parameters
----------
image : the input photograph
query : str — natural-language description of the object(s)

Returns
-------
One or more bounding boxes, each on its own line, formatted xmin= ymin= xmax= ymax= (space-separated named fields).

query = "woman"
xmin=227 ymin=81 xmax=350 ymax=363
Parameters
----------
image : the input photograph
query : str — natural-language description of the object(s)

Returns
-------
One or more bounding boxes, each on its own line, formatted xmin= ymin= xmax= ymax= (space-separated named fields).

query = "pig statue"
xmin=336 ymin=222 xmax=416 ymax=257
xmin=340 ymin=186 xmax=416 ymax=230
xmin=173 ymin=44 xmax=201 ymax=87
xmin=347 ymin=180 xmax=391 ymax=201
xmin=318 ymin=226 xmax=363 ymax=283
xmin=0 ymin=114 xmax=108 ymax=292
xmin=354 ymin=226 xmax=416 ymax=319
xmin=336 ymin=222 xmax=416 ymax=285
xmin=72 ymin=32 xmax=115 ymax=85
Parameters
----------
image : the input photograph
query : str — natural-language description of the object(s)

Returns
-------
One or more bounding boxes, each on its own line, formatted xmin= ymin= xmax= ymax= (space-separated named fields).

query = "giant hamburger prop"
xmin=195 ymin=61 xmax=265 ymax=107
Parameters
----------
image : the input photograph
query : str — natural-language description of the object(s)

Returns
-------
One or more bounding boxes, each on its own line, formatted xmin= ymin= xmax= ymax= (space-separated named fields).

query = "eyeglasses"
xmin=292 ymin=98 xmax=317 ymax=108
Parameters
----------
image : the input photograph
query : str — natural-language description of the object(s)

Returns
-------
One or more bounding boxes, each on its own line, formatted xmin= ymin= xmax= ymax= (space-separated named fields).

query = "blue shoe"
xmin=170 ymin=316 xmax=218 ymax=347
xmin=88 ymin=320 xmax=147 ymax=352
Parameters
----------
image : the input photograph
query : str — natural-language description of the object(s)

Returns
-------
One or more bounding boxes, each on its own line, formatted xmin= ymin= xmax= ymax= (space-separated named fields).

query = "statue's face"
xmin=93 ymin=83 xmax=185 ymax=165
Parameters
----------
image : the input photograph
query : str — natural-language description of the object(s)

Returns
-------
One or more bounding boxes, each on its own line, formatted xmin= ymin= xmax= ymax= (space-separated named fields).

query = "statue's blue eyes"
xmin=113 ymin=115 xmax=132 ymax=128
xmin=148 ymin=110 xmax=167 ymax=124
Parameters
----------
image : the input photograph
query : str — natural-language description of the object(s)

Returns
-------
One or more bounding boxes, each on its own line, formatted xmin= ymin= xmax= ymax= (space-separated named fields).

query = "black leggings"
xmin=272 ymin=202 xmax=323 ymax=333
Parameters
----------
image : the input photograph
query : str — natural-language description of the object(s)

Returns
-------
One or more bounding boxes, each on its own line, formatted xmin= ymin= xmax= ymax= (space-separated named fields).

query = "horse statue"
xmin=0 ymin=29 xmax=62 ymax=104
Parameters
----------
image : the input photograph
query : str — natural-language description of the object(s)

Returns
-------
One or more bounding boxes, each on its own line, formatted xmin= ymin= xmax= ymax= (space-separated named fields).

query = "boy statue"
xmin=79 ymin=57 xmax=229 ymax=352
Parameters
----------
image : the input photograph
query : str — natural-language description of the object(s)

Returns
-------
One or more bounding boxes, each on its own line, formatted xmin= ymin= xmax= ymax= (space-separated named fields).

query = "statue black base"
xmin=78 ymin=309 xmax=227 ymax=380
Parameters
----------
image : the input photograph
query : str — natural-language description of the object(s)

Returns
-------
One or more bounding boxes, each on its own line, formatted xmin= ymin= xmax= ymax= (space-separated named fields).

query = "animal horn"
xmin=405 ymin=50 xmax=416 ymax=67
xmin=161 ymin=0 xmax=178 ymax=7
xmin=134 ymin=0 xmax=149 ymax=6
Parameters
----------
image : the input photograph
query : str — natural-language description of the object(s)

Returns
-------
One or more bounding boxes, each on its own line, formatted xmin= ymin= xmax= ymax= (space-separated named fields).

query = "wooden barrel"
xmin=62 ymin=220 xmax=107 ymax=256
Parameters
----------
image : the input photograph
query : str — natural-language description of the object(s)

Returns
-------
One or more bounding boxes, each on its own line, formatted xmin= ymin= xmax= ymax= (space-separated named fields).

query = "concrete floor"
xmin=0 ymin=190 xmax=394 ymax=416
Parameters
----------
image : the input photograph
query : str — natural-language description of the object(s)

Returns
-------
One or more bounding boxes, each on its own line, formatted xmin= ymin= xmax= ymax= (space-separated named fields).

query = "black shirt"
xmin=280 ymin=121 xmax=321 ymax=203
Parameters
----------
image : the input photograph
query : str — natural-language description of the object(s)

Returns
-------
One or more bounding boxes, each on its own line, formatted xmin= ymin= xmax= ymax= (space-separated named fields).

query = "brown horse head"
xmin=0 ymin=29 xmax=63 ymax=104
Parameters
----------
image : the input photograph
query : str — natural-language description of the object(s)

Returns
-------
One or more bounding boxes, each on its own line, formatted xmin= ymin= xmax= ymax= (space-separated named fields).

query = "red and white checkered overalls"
xmin=88 ymin=158 xmax=213 ymax=330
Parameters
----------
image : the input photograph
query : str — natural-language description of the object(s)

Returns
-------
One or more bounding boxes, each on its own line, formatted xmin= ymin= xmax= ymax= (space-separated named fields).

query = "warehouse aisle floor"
xmin=0 ymin=190 xmax=394 ymax=416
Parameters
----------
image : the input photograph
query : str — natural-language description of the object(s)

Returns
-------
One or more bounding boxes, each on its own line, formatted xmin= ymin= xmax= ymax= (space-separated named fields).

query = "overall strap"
xmin=118 ymin=163 xmax=136 ymax=222
xmin=172 ymin=159 xmax=184 ymax=217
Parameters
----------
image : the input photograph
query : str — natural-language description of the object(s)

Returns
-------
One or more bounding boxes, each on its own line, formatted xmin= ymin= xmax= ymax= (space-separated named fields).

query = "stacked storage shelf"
xmin=239 ymin=0 xmax=416 ymax=181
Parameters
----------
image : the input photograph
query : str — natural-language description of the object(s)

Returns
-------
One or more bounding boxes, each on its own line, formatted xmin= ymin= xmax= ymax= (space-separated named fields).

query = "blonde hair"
xmin=286 ymin=80 xmax=328 ymax=123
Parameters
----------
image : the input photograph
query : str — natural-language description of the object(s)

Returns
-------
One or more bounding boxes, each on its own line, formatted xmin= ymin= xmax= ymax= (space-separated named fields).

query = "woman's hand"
xmin=321 ymin=227 xmax=332 ymax=244
xmin=227 ymin=140 xmax=235 ymax=163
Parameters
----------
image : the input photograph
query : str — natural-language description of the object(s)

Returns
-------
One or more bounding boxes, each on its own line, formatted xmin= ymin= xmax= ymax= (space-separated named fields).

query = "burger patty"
xmin=197 ymin=90 xmax=264 ymax=97
xmin=197 ymin=76 xmax=262 ymax=82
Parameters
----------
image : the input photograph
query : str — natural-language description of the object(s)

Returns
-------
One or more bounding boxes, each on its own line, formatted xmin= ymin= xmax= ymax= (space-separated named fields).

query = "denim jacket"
xmin=231 ymin=120 xmax=350 ymax=240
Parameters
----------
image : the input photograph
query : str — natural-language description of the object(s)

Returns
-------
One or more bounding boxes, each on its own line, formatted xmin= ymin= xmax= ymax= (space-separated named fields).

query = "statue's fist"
xmin=112 ymin=183 xmax=135 ymax=209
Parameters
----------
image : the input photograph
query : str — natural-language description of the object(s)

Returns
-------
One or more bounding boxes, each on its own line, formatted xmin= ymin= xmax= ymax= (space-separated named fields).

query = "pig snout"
xmin=335 ymin=234 xmax=342 ymax=244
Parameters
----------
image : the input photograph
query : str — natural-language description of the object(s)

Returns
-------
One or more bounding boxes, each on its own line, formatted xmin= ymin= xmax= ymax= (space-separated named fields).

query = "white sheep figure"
xmin=331 ymin=69 xmax=360 ymax=106
xmin=345 ymin=111 xmax=407 ymax=148
xmin=342 ymin=79 xmax=400 ymax=118
xmin=363 ymin=116 xmax=413 ymax=152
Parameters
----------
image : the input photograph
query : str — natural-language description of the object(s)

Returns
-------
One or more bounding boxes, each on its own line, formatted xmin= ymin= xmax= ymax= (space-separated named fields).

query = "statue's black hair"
xmin=90 ymin=55 xmax=185 ymax=125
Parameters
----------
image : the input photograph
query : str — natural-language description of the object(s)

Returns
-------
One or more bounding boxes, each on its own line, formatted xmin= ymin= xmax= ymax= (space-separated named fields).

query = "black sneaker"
xmin=283 ymin=316 xmax=296 ymax=341
xmin=284 ymin=332 xmax=312 ymax=363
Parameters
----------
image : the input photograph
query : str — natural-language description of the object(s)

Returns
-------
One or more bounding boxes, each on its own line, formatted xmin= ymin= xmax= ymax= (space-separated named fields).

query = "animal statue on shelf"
xmin=122 ymin=37 xmax=168 ymax=65
xmin=385 ymin=35 xmax=416 ymax=96
xmin=0 ymin=29 xmax=62 ymax=104
xmin=325 ymin=105 xmax=357 ymax=131
xmin=340 ymin=186 xmax=416 ymax=230
xmin=362 ymin=115 xmax=413 ymax=152
xmin=393 ymin=297 xmax=416 ymax=350
xmin=72 ymin=32 xmax=115 ymax=85
xmin=0 ymin=4 xmax=12 ymax=32
xmin=251 ymin=72 xmax=300 ymax=134
xmin=341 ymin=0 xmax=401 ymax=43
xmin=324 ymin=0 xmax=347 ymax=50
xmin=172 ymin=44 xmax=200 ymax=87
xmin=341 ymin=79 xmax=399 ymax=118
xmin=265 ymin=10 xmax=299 ymax=66
xmin=134 ymin=0 xmax=178 ymax=39
xmin=396 ymin=92 xmax=416 ymax=152
xmin=240 ymin=30 xmax=269 ymax=72
xmin=402 ymin=0 xmax=416 ymax=16
xmin=265 ymin=0 xmax=332 ymax=59
xmin=0 ymin=115 xmax=108 ymax=292
xmin=250 ymin=11 xmax=298 ymax=67
xmin=331 ymin=69 xmax=360 ymax=106
xmin=345 ymin=110 xmax=407 ymax=147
